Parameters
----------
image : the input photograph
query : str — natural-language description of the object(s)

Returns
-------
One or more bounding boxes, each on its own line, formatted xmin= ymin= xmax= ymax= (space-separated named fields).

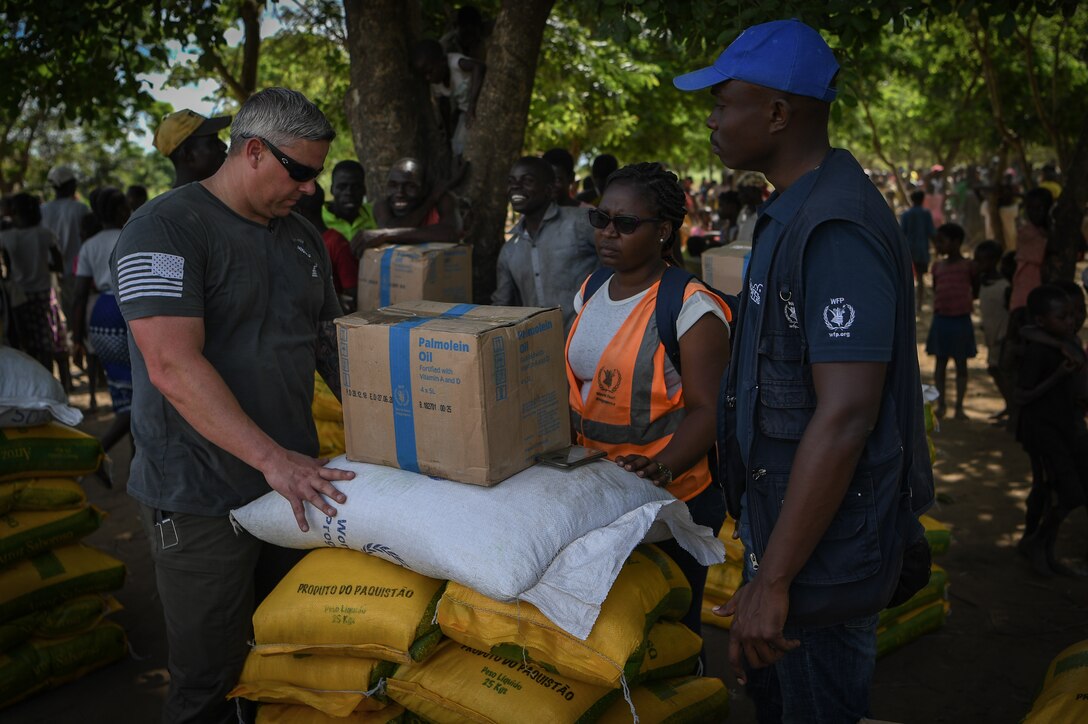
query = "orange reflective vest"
xmin=565 ymin=277 xmax=731 ymax=502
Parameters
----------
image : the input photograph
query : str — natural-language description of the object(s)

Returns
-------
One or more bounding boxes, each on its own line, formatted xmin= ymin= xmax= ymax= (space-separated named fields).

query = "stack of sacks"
xmin=700 ymin=517 xmax=744 ymax=630
xmin=701 ymin=512 xmax=953 ymax=638
xmin=230 ymin=457 xmax=727 ymax=722
xmin=876 ymin=564 xmax=949 ymax=657
xmin=0 ymin=546 xmax=127 ymax=708
xmin=876 ymin=513 xmax=953 ymax=657
xmin=1023 ymin=639 xmax=1088 ymax=722
xmin=231 ymin=456 xmax=724 ymax=644
xmin=387 ymin=545 xmax=727 ymax=723
xmin=0 ymin=347 xmax=127 ymax=709
xmin=229 ymin=548 xmax=446 ymax=719
xmin=311 ymin=372 xmax=345 ymax=460
xmin=920 ymin=514 xmax=951 ymax=556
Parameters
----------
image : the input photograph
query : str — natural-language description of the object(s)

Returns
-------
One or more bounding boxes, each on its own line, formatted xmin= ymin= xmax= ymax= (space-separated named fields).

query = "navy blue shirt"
xmin=735 ymin=167 xmax=897 ymax=465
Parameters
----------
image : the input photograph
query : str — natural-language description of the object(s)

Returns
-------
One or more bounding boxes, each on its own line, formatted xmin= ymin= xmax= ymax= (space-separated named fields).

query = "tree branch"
xmin=1017 ymin=15 xmax=1061 ymax=167
xmin=969 ymin=17 xmax=1031 ymax=188
xmin=204 ymin=48 xmax=249 ymax=103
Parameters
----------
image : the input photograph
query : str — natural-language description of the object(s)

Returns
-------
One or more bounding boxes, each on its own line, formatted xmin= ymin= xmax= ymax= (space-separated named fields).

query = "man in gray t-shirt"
xmin=112 ymin=88 xmax=354 ymax=724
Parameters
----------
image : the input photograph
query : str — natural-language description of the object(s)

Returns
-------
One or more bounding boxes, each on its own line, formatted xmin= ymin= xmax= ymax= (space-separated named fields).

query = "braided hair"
xmin=604 ymin=162 xmax=687 ymax=255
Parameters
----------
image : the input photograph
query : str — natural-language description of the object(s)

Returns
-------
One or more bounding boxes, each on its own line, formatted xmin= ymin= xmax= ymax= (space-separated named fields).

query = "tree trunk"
xmin=342 ymin=0 xmax=432 ymax=193
xmin=1046 ymin=112 xmax=1088 ymax=282
xmin=462 ymin=0 xmax=556 ymax=304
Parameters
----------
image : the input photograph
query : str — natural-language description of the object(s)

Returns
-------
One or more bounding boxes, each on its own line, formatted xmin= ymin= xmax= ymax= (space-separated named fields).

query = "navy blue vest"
xmin=719 ymin=149 xmax=934 ymax=627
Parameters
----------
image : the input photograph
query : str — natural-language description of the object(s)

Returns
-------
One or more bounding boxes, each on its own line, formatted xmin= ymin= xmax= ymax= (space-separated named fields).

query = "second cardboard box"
xmin=358 ymin=243 xmax=472 ymax=312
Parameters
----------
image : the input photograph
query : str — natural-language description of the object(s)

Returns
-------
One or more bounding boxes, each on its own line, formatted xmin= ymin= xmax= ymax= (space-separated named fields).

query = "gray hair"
xmin=229 ymin=87 xmax=335 ymax=154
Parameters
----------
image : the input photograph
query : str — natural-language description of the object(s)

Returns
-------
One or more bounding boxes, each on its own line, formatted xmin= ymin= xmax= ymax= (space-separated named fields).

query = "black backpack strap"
xmin=582 ymin=267 xmax=613 ymax=305
xmin=655 ymin=265 xmax=693 ymax=374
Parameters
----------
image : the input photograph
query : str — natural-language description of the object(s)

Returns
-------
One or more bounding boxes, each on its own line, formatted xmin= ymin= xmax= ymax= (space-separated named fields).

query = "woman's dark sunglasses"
xmin=257 ymin=136 xmax=323 ymax=182
xmin=587 ymin=208 xmax=663 ymax=235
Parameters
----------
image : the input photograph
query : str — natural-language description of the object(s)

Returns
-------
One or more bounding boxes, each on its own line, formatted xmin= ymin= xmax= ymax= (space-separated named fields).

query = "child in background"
xmin=1015 ymin=285 xmax=1088 ymax=576
xmin=1009 ymin=187 xmax=1053 ymax=312
xmin=975 ymin=240 xmax=1011 ymax=418
xmin=927 ymin=223 xmax=977 ymax=419
xmin=411 ymin=39 xmax=486 ymax=159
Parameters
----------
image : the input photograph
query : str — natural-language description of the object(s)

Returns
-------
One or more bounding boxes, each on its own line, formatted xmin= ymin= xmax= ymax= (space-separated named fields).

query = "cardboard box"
xmin=336 ymin=302 xmax=570 ymax=486
xmin=358 ymin=243 xmax=472 ymax=312
xmin=701 ymin=244 xmax=752 ymax=296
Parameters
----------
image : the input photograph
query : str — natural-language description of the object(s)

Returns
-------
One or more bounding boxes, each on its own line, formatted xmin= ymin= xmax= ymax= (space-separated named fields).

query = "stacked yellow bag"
xmin=400 ymin=545 xmax=729 ymax=723
xmin=876 ymin=564 xmax=949 ymax=658
xmin=0 ymin=423 xmax=126 ymax=710
xmin=312 ymin=372 xmax=345 ymax=459
xmin=0 ymin=546 xmax=127 ymax=709
xmin=700 ymin=525 xmax=953 ymax=661
xmin=230 ymin=547 xmax=446 ymax=719
xmin=700 ymin=517 xmax=744 ymax=630
xmin=1023 ymin=639 xmax=1088 ymax=722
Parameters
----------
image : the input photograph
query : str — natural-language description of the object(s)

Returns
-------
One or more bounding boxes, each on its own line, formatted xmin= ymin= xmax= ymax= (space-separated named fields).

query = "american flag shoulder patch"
xmin=117 ymin=252 xmax=185 ymax=302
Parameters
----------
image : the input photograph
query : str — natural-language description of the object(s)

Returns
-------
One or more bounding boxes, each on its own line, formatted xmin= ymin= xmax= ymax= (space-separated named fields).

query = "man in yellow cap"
xmin=154 ymin=109 xmax=231 ymax=188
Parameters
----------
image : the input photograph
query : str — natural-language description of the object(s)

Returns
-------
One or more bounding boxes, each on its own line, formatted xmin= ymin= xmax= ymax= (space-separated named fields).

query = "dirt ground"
xmin=6 ymin=309 xmax=1088 ymax=723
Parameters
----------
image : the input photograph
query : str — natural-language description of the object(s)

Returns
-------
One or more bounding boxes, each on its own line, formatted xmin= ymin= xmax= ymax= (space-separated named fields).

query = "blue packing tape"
xmin=388 ymin=304 xmax=477 ymax=472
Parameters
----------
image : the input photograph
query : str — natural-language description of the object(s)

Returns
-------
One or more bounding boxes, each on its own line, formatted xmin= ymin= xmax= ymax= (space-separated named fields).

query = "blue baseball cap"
xmin=673 ymin=19 xmax=839 ymax=102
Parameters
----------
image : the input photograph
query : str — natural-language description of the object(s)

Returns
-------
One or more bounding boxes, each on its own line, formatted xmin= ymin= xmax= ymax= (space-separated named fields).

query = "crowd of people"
xmin=1 ymin=14 xmax=1087 ymax=724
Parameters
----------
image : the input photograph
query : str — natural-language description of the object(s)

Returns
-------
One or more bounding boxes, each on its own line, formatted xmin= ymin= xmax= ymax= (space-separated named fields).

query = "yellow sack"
xmin=257 ymin=703 xmax=406 ymax=723
xmin=312 ymin=372 xmax=344 ymax=422
xmin=0 ymin=478 xmax=86 ymax=514
xmin=879 ymin=564 xmax=948 ymax=628
xmin=314 ymin=418 xmax=346 ymax=460
xmin=253 ymin=548 xmax=445 ymax=663
xmin=700 ymin=595 xmax=732 ymax=630
xmin=598 ymin=676 xmax=730 ymax=724
xmin=920 ymin=514 xmax=951 ymax=556
xmin=0 ymin=620 xmax=126 ymax=710
xmin=703 ymin=560 xmax=743 ymax=601
xmin=436 ymin=545 xmax=690 ymax=688
xmin=629 ymin=621 xmax=702 ymax=684
xmin=0 ymin=424 xmax=104 ymax=482
xmin=875 ymin=599 xmax=947 ymax=658
xmin=0 ymin=593 xmax=121 ymax=653
xmin=230 ymin=650 xmax=396 ymax=717
xmin=0 ymin=544 xmax=126 ymax=623
xmin=386 ymin=640 xmax=619 ymax=724
xmin=1024 ymin=639 xmax=1088 ymax=723
xmin=312 ymin=372 xmax=345 ymax=460
xmin=0 ymin=505 xmax=104 ymax=567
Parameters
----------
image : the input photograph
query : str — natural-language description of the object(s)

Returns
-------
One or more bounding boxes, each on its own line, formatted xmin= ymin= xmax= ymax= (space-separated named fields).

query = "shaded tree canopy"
xmin=3 ymin=0 xmax=1085 ymax=278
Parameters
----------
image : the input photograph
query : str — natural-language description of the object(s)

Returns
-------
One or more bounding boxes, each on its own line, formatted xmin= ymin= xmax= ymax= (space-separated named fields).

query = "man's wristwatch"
xmin=655 ymin=461 xmax=674 ymax=485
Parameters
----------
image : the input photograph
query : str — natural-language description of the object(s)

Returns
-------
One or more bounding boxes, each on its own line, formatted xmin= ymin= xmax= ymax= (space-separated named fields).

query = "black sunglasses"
xmin=257 ymin=136 xmax=323 ymax=182
xmin=587 ymin=208 xmax=663 ymax=235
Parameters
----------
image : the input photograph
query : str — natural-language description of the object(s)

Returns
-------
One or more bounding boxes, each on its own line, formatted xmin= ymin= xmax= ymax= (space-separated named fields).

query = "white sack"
xmin=231 ymin=456 xmax=724 ymax=640
xmin=0 ymin=346 xmax=82 ymax=427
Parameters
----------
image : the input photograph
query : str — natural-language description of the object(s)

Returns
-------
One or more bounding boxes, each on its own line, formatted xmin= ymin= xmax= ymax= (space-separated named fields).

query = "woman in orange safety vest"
xmin=565 ymin=162 xmax=732 ymax=635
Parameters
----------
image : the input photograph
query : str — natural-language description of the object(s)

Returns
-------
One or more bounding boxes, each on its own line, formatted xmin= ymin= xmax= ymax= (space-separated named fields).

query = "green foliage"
xmin=0 ymin=0 xmax=222 ymax=126
xmin=0 ymin=0 xmax=223 ymax=191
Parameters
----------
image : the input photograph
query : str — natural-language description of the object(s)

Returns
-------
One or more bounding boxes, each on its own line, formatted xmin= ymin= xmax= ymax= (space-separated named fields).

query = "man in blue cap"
xmin=675 ymin=19 xmax=934 ymax=722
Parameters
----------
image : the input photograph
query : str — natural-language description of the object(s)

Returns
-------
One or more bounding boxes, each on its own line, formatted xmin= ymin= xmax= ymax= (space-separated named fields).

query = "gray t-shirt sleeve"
xmin=112 ymin=213 xmax=207 ymax=321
